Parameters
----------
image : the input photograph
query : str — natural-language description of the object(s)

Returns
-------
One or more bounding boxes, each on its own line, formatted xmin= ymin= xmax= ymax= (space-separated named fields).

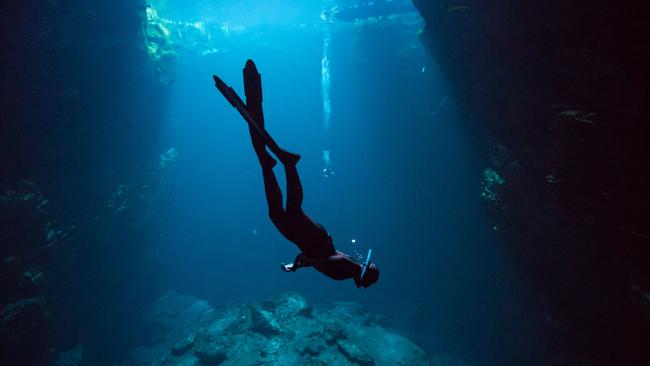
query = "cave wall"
xmin=412 ymin=1 xmax=649 ymax=364
xmin=0 ymin=1 xmax=173 ymax=364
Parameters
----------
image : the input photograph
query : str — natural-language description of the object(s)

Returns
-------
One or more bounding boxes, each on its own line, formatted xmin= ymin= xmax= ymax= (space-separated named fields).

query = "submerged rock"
xmin=337 ymin=339 xmax=375 ymax=366
xmin=54 ymin=344 xmax=84 ymax=366
xmin=148 ymin=290 xmax=217 ymax=344
xmin=193 ymin=331 xmax=226 ymax=366
xmin=0 ymin=297 xmax=48 ymax=340
xmin=124 ymin=291 xmax=444 ymax=366
xmin=171 ymin=335 xmax=194 ymax=356
xmin=248 ymin=304 xmax=281 ymax=337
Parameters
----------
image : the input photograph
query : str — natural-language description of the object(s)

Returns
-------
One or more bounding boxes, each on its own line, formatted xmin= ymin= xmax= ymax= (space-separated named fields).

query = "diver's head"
xmin=359 ymin=263 xmax=379 ymax=288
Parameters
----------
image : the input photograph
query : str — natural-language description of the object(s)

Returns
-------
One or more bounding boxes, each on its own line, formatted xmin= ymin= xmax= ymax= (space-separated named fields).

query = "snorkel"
xmin=359 ymin=248 xmax=373 ymax=281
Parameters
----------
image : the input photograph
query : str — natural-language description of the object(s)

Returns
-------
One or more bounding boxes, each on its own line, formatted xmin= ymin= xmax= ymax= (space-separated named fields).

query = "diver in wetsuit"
xmin=213 ymin=60 xmax=379 ymax=288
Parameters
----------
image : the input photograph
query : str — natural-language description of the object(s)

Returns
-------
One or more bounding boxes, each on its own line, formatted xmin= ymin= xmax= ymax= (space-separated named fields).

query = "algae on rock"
xmin=143 ymin=7 xmax=179 ymax=86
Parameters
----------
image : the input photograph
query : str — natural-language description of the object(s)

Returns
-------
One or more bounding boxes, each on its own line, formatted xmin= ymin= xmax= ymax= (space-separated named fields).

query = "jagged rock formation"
xmin=125 ymin=291 xmax=465 ymax=366
xmin=413 ymin=1 xmax=649 ymax=364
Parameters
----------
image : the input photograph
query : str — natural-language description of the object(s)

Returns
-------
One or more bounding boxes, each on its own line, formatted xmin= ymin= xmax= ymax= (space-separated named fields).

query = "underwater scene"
xmin=1 ymin=1 xmax=648 ymax=365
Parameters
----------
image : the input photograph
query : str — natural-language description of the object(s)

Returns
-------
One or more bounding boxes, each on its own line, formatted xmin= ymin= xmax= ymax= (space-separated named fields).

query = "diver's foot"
xmin=277 ymin=149 xmax=301 ymax=166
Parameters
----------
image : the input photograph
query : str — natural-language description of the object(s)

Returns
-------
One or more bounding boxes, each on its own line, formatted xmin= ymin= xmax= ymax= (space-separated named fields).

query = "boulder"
xmin=248 ymin=304 xmax=281 ymax=337
xmin=148 ymin=290 xmax=216 ymax=344
xmin=336 ymin=339 xmax=375 ymax=366
xmin=171 ymin=335 xmax=195 ymax=356
xmin=54 ymin=344 xmax=84 ymax=366
xmin=193 ymin=335 xmax=226 ymax=365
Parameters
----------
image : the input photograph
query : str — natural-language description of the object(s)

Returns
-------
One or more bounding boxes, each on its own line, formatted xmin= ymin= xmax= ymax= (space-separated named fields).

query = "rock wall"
xmin=0 ymin=1 xmax=174 ymax=364
xmin=412 ymin=1 xmax=649 ymax=364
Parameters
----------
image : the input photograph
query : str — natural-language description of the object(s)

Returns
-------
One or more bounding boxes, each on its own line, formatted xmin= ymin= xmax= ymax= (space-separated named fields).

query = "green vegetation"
xmin=480 ymin=168 xmax=505 ymax=202
xmin=143 ymin=7 xmax=179 ymax=86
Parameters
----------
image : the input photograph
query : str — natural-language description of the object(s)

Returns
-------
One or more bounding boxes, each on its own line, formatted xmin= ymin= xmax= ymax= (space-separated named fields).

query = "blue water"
xmin=6 ymin=1 xmax=646 ymax=365
xmin=141 ymin=0 xmax=539 ymax=363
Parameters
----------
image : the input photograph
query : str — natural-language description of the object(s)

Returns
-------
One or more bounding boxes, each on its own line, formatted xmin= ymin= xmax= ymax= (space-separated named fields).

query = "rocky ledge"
xmin=123 ymin=291 xmax=467 ymax=366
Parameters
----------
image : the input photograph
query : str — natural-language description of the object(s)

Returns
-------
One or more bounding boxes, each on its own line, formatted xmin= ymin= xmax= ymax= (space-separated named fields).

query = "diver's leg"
xmin=248 ymin=118 xmax=298 ymax=166
xmin=261 ymin=165 xmax=285 ymax=226
xmin=244 ymin=59 xmax=276 ymax=167
xmin=249 ymin=129 xmax=277 ymax=167
xmin=243 ymin=59 xmax=299 ymax=166
xmin=283 ymin=161 xmax=304 ymax=215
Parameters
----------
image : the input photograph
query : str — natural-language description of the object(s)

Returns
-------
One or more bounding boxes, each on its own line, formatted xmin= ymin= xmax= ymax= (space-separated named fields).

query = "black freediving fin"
xmin=243 ymin=59 xmax=263 ymax=106
xmin=212 ymin=73 xmax=283 ymax=156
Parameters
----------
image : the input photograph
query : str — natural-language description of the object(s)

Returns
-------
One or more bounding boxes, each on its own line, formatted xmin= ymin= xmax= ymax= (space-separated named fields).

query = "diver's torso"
xmin=281 ymin=211 xmax=336 ymax=259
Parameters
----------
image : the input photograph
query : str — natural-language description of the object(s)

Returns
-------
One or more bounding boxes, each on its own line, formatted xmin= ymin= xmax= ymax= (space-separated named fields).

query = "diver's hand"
xmin=281 ymin=253 xmax=315 ymax=272
xmin=281 ymin=263 xmax=295 ymax=272
xmin=294 ymin=253 xmax=308 ymax=267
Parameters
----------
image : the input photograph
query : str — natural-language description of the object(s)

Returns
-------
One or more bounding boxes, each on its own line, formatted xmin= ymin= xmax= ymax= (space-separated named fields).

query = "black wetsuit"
xmin=243 ymin=60 xmax=362 ymax=284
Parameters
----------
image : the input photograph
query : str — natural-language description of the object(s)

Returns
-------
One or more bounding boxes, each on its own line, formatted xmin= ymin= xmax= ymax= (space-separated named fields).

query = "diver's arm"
xmin=283 ymin=252 xmax=355 ymax=270
xmin=282 ymin=253 xmax=316 ymax=272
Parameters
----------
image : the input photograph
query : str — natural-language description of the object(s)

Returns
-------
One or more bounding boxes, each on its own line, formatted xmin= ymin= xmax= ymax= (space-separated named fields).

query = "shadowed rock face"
xmin=413 ymin=1 xmax=649 ymax=365
xmin=0 ymin=1 xmax=172 ymax=364
xmin=0 ymin=182 xmax=56 ymax=364
xmin=125 ymin=291 xmax=462 ymax=366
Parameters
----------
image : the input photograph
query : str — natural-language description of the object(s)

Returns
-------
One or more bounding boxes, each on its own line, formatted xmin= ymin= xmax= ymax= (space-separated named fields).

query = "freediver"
xmin=213 ymin=60 xmax=379 ymax=288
